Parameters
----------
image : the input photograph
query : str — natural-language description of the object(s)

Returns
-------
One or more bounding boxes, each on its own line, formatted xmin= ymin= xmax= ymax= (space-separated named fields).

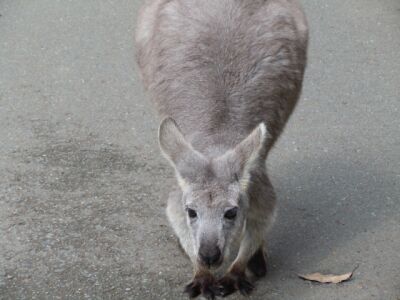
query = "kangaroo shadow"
xmin=266 ymin=154 xmax=398 ymax=274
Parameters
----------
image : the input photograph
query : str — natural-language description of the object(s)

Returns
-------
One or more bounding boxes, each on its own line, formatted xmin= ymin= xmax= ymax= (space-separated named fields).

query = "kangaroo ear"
xmin=234 ymin=123 xmax=269 ymax=169
xmin=159 ymin=117 xmax=207 ymax=183
xmin=159 ymin=117 xmax=191 ymax=165
xmin=218 ymin=123 xmax=271 ymax=181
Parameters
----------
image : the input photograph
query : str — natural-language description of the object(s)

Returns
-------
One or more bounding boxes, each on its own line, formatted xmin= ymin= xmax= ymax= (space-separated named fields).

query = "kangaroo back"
xmin=136 ymin=0 xmax=308 ymax=156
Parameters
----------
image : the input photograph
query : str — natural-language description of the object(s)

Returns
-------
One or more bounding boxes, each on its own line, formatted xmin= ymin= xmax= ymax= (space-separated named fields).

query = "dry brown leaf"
xmin=298 ymin=271 xmax=354 ymax=284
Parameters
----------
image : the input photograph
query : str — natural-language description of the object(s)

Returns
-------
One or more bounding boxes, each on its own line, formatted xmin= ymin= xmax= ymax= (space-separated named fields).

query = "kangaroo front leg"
xmin=184 ymin=263 xmax=218 ymax=300
xmin=217 ymin=221 xmax=265 ymax=297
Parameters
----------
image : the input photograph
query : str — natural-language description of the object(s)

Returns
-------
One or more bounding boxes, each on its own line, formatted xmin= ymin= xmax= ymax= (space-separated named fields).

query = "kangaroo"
xmin=135 ymin=0 xmax=308 ymax=298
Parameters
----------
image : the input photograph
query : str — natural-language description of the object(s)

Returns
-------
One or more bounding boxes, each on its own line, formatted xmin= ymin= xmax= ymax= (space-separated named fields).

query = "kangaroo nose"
xmin=199 ymin=246 xmax=222 ymax=267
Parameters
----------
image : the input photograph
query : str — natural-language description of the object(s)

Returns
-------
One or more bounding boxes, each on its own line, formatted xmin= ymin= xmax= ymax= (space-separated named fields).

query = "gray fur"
xmin=135 ymin=0 xmax=308 ymax=296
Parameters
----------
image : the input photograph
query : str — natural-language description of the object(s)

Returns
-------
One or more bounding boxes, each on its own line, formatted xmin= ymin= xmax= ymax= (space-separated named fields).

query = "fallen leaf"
xmin=298 ymin=271 xmax=354 ymax=284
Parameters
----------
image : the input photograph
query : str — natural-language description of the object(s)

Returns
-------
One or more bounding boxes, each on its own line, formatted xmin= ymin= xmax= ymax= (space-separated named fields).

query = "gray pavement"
xmin=0 ymin=1 xmax=399 ymax=299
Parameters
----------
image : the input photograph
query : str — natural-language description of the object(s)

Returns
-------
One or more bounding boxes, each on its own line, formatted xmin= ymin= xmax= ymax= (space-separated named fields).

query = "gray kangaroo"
xmin=135 ymin=0 xmax=308 ymax=298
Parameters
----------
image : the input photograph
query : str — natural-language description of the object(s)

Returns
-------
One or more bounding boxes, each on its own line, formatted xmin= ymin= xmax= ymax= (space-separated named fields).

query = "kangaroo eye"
xmin=187 ymin=209 xmax=197 ymax=219
xmin=224 ymin=208 xmax=238 ymax=220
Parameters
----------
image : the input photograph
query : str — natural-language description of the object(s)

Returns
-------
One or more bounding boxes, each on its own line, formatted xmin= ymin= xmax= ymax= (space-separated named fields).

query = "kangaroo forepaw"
xmin=216 ymin=272 xmax=254 ymax=297
xmin=184 ymin=273 xmax=217 ymax=299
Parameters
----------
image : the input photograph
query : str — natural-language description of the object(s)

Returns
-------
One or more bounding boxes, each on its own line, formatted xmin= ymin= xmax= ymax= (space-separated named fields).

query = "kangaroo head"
xmin=159 ymin=118 xmax=269 ymax=269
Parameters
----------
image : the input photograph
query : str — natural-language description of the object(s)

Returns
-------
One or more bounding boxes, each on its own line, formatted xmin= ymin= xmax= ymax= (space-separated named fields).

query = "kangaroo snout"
xmin=198 ymin=244 xmax=222 ymax=268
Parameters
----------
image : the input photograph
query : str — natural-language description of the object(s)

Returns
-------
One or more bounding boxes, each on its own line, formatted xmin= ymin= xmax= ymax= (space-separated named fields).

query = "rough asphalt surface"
xmin=1 ymin=1 xmax=399 ymax=299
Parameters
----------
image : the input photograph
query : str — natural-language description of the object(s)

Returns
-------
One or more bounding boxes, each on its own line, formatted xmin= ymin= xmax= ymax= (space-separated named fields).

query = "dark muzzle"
xmin=198 ymin=245 xmax=222 ymax=267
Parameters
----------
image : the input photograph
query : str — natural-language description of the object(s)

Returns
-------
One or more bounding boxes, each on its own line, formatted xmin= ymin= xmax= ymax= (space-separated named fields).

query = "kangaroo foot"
xmin=216 ymin=269 xmax=254 ymax=297
xmin=184 ymin=272 xmax=217 ymax=299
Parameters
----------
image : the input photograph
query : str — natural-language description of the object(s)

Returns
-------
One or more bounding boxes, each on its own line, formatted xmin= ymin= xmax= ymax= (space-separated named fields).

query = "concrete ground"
xmin=0 ymin=0 xmax=399 ymax=299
